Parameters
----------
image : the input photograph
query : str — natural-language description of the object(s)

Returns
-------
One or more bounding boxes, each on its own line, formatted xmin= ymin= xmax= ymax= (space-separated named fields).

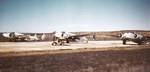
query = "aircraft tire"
xmin=13 ymin=39 xmax=17 ymax=42
xmin=138 ymin=42 xmax=141 ymax=45
xmin=123 ymin=40 xmax=126 ymax=45
xmin=60 ymin=42 xmax=65 ymax=46
xmin=52 ymin=42 xmax=57 ymax=46
xmin=9 ymin=39 xmax=12 ymax=42
xmin=21 ymin=39 xmax=24 ymax=42
xmin=66 ymin=39 xmax=70 ymax=43
xmin=10 ymin=38 xmax=15 ymax=42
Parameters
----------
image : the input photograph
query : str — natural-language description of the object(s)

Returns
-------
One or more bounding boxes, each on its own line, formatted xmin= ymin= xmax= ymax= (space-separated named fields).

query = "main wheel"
xmin=138 ymin=42 xmax=141 ymax=45
xmin=66 ymin=39 xmax=70 ymax=43
xmin=9 ymin=39 xmax=12 ymax=42
xmin=60 ymin=42 xmax=65 ymax=46
xmin=52 ymin=42 xmax=57 ymax=45
xmin=123 ymin=40 xmax=126 ymax=45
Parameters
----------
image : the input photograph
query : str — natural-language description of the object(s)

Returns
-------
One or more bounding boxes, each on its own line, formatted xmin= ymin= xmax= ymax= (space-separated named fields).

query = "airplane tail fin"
xmin=34 ymin=34 xmax=37 ymax=37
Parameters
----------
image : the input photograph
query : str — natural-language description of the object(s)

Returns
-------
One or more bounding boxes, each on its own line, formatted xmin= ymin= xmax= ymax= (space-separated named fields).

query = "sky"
xmin=0 ymin=0 xmax=150 ymax=33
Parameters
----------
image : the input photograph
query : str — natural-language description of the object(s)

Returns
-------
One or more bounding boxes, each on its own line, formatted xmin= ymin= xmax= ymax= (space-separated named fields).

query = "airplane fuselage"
xmin=119 ymin=32 xmax=144 ymax=45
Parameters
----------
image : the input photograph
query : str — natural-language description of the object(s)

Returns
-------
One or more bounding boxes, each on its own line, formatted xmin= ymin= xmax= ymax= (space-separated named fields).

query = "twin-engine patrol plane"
xmin=51 ymin=31 xmax=89 ymax=45
xmin=2 ymin=32 xmax=45 ymax=42
xmin=110 ymin=32 xmax=150 ymax=45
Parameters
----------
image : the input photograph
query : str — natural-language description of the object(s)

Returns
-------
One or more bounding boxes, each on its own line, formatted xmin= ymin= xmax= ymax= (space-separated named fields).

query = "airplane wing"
xmin=68 ymin=34 xmax=89 ymax=38
xmin=67 ymin=34 xmax=89 ymax=42
xmin=108 ymin=33 xmax=150 ymax=45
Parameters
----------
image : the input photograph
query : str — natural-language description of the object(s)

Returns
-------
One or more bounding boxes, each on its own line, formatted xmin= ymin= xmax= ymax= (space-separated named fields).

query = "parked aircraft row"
xmin=2 ymin=31 xmax=150 ymax=45
xmin=2 ymin=32 xmax=46 ymax=42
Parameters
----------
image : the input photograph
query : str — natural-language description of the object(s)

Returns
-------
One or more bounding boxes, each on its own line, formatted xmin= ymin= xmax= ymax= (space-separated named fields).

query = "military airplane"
xmin=51 ymin=31 xmax=89 ymax=45
xmin=2 ymin=32 xmax=46 ymax=42
xmin=109 ymin=32 xmax=150 ymax=45
xmin=24 ymin=34 xmax=40 ymax=41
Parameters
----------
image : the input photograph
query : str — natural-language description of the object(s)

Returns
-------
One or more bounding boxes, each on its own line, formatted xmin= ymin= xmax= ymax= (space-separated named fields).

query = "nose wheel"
xmin=52 ymin=41 xmax=57 ymax=45
xmin=52 ymin=41 xmax=65 ymax=46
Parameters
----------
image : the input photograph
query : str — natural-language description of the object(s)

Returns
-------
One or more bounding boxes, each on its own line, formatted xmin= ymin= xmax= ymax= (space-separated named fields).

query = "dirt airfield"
xmin=0 ymin=41 xmax=133 ymax=53
xmin=0 ymin=41 xmax=149 ymax=56
xmin=0 ymin=41 xmax=150 ymax=72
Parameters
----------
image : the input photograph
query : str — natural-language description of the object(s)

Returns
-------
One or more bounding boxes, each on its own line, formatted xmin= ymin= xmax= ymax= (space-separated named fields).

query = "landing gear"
xmin=123 ymin=40 xmax=126 ymax=45
xmin=60 ymin=41 xmax=65 ymax=46
xmin=9 ymin=38 xmax=16 ymax=42
xmin=52 ymin=41 xmax=57 ymax=45
xmin=52 ymin=39 xmax=66 ymax=46
xmin=138 ymin=42 xmax=142 ymax=45
xmin=66 ymin=39 xmax=70 ymax=43
xmin=9 ymin=39 xmax=12 ymax=42
xmin=52 ymin=41 xmax=65 ymax=46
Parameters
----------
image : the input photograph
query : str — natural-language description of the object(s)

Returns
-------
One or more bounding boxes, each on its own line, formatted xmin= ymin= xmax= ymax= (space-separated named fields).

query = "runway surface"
xmin=0 ymin=41 xmax=146 ymax=53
